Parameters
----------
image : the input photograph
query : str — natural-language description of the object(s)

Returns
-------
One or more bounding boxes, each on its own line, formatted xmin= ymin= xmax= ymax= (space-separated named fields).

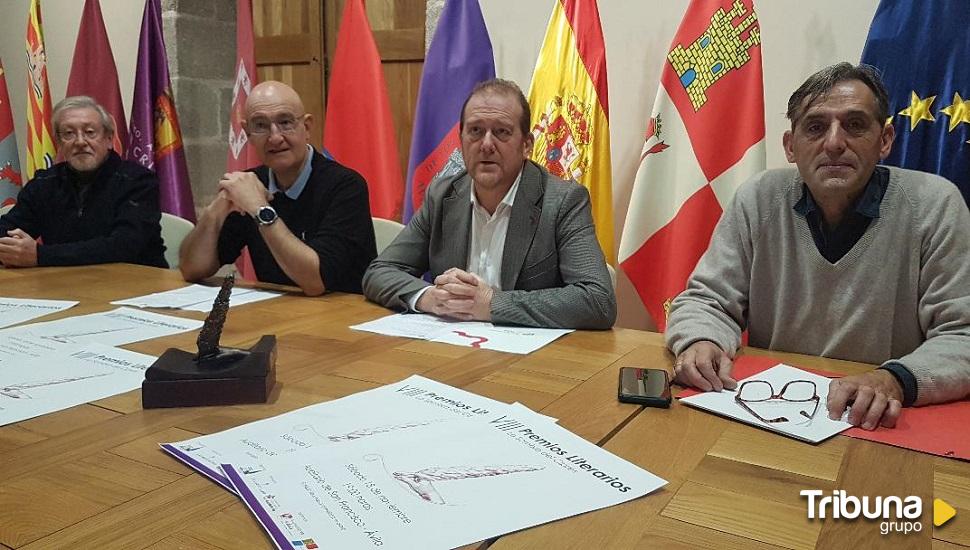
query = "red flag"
xmin=227 ymin=0 xmax=258 ymax=280
xmin=618 ymin=0 xmax=765 ymax=330
xmin=323 ymin=0 xmax=403 ymax=220
xmin=66 ymin=0 xmax=128 ymax=156
xmin=0 ymin=59 xmax=22 ymax=206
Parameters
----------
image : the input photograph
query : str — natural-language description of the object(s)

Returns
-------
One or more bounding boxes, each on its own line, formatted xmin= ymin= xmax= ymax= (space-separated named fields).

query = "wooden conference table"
xmin=0 ymin=264 xmax=966 ymax=550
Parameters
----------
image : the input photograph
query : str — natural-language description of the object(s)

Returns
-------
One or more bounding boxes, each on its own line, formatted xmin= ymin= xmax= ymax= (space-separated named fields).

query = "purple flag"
xmin=403 ymin=0 xmax=494 ymax=222
xmin=127 ymin=0 xmax=195 ymax=221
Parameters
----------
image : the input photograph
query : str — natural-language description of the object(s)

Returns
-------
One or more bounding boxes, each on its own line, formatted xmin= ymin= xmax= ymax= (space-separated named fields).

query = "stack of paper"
xmin=0 ymin=307 xmax=204 ymax=426
xmin=163 ymin=376 xmax=666 ymax=550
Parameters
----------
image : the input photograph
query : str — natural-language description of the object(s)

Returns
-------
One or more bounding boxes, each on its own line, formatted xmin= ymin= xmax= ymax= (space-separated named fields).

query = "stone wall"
xmin=426 ymin=0 xmax=445 ymax=52
xmin=161 ymin=0 xmax=237 ymax=216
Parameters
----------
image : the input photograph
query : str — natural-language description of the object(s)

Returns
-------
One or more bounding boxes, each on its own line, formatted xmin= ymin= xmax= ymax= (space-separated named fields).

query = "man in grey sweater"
xmin=666 ymin=63 xmax=970 ymax=430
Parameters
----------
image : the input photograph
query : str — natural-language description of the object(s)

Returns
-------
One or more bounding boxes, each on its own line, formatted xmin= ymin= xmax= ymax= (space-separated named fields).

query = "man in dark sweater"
xmin=0 ymin=96 xmax=167 ymax=268
xmin=179 ymin=81 xmax=376 ymax=296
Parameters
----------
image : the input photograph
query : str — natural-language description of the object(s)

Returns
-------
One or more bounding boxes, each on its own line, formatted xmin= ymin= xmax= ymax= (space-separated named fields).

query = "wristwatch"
xmin=254 ymin=205 xmax=278 ymax=226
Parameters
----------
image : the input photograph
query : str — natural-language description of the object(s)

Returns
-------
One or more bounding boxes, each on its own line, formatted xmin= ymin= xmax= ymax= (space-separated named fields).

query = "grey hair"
xmin=52 ymin=95 xmax=116 ymax=138
xmin=460 ymin=78 xmax=532 ymax=138
xmin=786 ymin=63 xmax=890 ymax=126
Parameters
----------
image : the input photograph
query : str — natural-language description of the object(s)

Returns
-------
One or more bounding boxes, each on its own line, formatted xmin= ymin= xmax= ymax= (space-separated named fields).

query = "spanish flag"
xmin=528 ymin=0 xmax=614 ymax=262
xmin=24 ymin=0 xmax=55 ymax=180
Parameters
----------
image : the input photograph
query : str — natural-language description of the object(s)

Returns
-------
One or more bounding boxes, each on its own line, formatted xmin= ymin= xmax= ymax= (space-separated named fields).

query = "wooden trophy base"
xmin=142 ymin=335 xmax=277 ymax=409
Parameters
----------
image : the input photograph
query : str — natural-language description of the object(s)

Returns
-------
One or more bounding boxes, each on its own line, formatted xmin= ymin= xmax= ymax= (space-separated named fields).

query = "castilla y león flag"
xmin=529 ymin=0 xmax=614 ymax=262
xmin=404 ymin=0 xmax=494 ymax=223
xmin=618 ymin=0 xmax=765 ymax=330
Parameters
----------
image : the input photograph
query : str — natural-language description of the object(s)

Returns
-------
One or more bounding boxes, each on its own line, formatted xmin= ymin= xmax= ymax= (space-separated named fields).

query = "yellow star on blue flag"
xmin=897 ymin=92 xmax=936 ymax=130
xmin=862 ymin=0 xmax=970 ymax=206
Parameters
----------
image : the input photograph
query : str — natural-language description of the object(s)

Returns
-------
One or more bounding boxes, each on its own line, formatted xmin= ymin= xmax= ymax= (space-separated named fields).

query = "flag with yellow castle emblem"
xmin=619 ymin=0 xmax=765 ymax=330
xmin=528 ymin=0 xmax=614 ymax=262
xmin=861 ymin=0 xmax=970 ymax=206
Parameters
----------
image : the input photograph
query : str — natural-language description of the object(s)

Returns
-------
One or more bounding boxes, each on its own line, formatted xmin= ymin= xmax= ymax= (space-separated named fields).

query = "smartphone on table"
xmin=618 ymin=367 xmax=672 ymax=408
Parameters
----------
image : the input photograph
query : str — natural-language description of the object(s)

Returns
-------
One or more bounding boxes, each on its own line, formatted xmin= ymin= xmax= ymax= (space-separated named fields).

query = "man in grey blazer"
xmin=363 ymin=79 xmax=615 ymax=329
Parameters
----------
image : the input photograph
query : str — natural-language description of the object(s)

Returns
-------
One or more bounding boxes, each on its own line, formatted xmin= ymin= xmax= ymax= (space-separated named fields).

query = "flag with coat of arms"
xmin=127 ymin=0 xmax=195 ymax=222
xmin=24 ymin=0 xmax=55 ymax=180
xmin=618 ymin=0 xmax=765 ymax=330
xmin=528 ymin=0 xmax=614 ymax=262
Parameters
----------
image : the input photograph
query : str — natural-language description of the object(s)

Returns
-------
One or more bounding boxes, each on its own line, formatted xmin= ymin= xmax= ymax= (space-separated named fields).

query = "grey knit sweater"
xmin=666 ymin=167 xmax=970 ymax=406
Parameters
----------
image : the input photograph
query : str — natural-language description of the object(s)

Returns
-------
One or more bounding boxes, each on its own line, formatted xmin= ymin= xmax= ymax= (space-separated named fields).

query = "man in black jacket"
xmin=179 ymin=81 xmax=376 ymax=296
xmin=0 ymin=95 xmax=166 ymax=268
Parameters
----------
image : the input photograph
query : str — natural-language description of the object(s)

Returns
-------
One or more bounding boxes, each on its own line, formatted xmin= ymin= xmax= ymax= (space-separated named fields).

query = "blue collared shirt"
xmin=793 ymin=166 xmax=889 ymax=263
xmin=267 ymin=144 xmax=314 ymax=199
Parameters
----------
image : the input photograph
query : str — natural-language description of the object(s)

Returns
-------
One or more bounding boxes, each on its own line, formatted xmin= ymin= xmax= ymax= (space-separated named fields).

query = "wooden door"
xmin=253 ymin=0 xmax=326 ymax=150
xmin=252 ymin=0 xmax=424 ymax=178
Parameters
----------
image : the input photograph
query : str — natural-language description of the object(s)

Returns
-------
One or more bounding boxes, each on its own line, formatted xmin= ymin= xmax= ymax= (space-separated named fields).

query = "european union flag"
xmin=861 ymin=0 xmax=970 ymax=207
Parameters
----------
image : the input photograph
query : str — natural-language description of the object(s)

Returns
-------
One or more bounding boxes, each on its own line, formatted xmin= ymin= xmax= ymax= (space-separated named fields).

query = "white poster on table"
xmin=223 ymin=411 xmax=666 ymax=550
xmin=0 ymin=307 xmax=202 ymax=363
xmin=111 ymin=284 xmax=281 ymax=312
xmin=0 ymin=343 xmax=156 ymax=426
xmin=0 ymin=297 xmax=78 ymax=329
xmin=350 ymin=313 xmax=573 ymax=354
xmin=162 ymin=376 xmax=534 ymax=491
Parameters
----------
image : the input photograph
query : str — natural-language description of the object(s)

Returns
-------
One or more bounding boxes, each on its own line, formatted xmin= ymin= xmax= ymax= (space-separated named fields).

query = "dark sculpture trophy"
xmin=142 ymin=274 xmax=277 ymax=408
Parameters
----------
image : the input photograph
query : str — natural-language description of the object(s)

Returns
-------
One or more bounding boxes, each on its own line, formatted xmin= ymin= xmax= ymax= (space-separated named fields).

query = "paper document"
xmin=701 ymin=355 xmax=970 ymax=460
xmin=680 ymin=364 xmax=851 ymax=443
xmin=0 ymin=297 xmax=78 ymax=329
xmin=0 ymin=343 xmax=156 ymax=426
xmin=0 ymin=307 xmax=202 ymax=364
xmin=218 ymin=390 xmax=665 ymax=549
xmin=350 ymin=313 xmax=573 ymax=354
xmin=162 ymin=375 xmax=535 ymax=491
xmin=112 ymin=284 xmax=282 ymax=312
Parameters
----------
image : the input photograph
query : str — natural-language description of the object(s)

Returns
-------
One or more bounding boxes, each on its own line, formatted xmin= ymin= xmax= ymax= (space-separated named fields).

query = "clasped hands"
xmin=208 ymin=172 xmax=273 ymax=218
xmin=674 ymin=340 xmax=903 ymax=430
xmin=0 ymin=229 xmax=38 ymax=267
xmin=416 ymin=268 xmax=493 ymax=322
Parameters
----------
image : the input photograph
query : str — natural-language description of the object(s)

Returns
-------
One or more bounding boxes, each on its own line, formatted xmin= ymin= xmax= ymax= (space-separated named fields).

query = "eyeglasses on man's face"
xmin=734 ymin=379 xmax=820 ymax=424
xmin=57 ymin=127 xmax=103 ymax=143
xmin=246 ymin=114 xmax=306 ymax=136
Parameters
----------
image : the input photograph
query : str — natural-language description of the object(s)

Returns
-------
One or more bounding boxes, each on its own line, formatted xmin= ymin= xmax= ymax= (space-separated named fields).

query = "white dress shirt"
xmin=408 ymin=170 xmax=522 ymax=311
xmin=467 ymin=172 xmax=520 ymax=290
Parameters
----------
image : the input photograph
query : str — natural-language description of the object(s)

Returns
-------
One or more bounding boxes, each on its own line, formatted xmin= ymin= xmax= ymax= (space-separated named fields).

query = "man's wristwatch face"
xmin=255 ymin=205 xmax=278 ymax=226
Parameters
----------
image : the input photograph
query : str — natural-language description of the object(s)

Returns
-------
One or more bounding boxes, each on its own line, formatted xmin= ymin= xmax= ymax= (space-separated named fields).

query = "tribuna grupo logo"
xmin=801 ymin=490 xmax=957 ymax=536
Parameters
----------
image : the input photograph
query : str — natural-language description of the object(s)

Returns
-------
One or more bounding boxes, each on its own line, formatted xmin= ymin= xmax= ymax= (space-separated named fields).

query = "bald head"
xmin=245 ymin=81 xmax=305 ymax=118
xmin=243 ymin=80 xmax=313 ymax=183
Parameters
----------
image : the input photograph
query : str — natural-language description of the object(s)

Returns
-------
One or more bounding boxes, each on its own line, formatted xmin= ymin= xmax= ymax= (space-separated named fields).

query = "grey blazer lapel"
xmin=441 ymin=174 xmax=472 ymax=271
xmin=501 ymin=162 xmax=544 ymax=290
